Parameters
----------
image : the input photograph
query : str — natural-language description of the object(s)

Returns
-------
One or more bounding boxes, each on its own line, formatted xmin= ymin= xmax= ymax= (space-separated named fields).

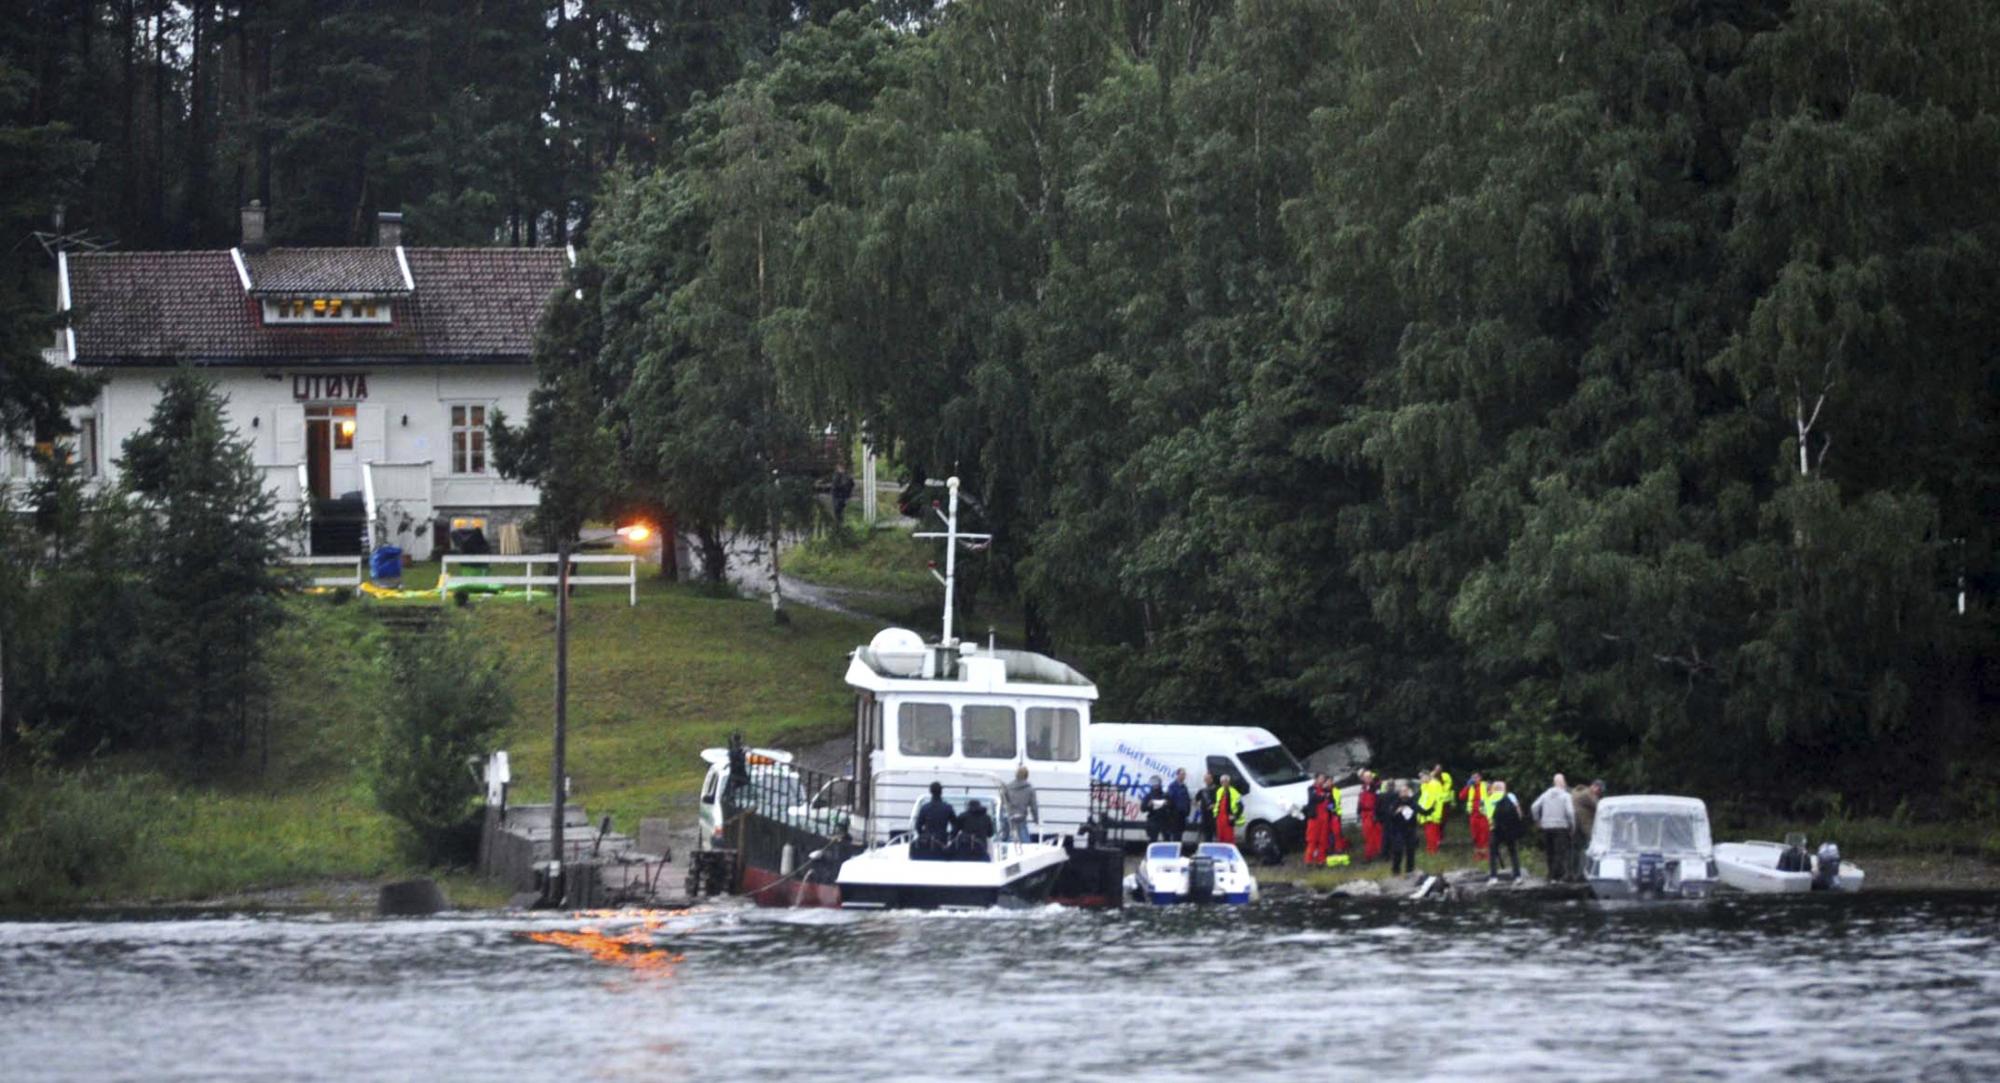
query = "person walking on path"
xmin=1531 ymin=774 xmax=1576 ymax=881
xmin=1002 ymin=765 xmax=1039 ymax=843
xmin=1193 ymin=772 xmax=1218 ymax=842
xmin=1570 ymin=778 xmax=1604 ymax=882
xmin=1460 ymin=772 xmax=1491 ymax=863
xmin=1485 ymin=781 xmax=1525 ymax=880
xmin=830 ymin=468 xmax=855 ymax=524
xmin=1213 ymin=773 xmax=1244 ymax=845
xmin=1385 ymin=782 xmax=1420 ymax=874
xmin=1358 ymin=771 xmax=1382 ymax=861
xmin=1166 ymin=768 xmax=1192 ymax=842
xmin=1302 ymin=775 xmax=1331 ymax=867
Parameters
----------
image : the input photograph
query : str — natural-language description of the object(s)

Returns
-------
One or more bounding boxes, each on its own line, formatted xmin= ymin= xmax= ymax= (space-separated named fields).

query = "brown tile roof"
xmin=65 ymin=247 xmax=568 ymax=365
xmin=242 ymin=248 xmax=409 ymax=295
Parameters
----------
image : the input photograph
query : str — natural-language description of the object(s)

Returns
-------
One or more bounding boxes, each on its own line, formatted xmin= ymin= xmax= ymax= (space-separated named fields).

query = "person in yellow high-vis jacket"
xmin=1417 ymin=770 xmax=1448 ymax=853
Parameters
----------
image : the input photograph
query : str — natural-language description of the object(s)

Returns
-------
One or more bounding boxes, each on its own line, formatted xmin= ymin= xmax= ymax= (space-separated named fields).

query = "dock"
xmin=479 ymin=800 xmax=689 ymax=909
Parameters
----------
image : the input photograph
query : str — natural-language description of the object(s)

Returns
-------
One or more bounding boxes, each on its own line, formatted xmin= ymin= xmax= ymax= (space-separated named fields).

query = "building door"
xmin=303 ymin=404 xmax=358 ymax=499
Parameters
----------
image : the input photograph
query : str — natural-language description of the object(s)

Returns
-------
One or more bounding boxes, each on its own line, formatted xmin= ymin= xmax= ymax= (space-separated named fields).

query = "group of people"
xmin=1337 ymin=767 xmax=1604 ymax=882
xmin=912 ymin=767 xmax=1045 ymax=858
xmin=1137 ymin=769 xmax=1250 ymax=846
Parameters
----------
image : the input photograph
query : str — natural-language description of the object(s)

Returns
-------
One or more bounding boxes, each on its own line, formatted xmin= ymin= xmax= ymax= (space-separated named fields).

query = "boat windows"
xmin=898 ymin=702 xmax=954 ymax=757
xmin=700 ymin=772 xmax=719 ymax=805
xmin=1236 ymin=745 xmax=1309 ymax=788
xmin=961 ymin=705 xmax=1017 ymax=759
xmin=1025 ymin=707 xmax=1081 ymax=762
xmin=1604 ymin=812 xmax=1705 ymax=853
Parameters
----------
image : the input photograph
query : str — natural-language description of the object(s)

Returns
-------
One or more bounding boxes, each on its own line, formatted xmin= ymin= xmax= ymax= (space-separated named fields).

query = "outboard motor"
xmin=1187 ymin=856 xmax=1217 ymax=902
xmin=1812 ymin=842 xmax=1842 ymax=891
xmin=1634 ymin=852 xmax=1667 ymax=897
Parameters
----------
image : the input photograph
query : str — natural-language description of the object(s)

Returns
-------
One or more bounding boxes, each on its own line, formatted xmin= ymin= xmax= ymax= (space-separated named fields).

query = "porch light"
xmin=616 ymin=523 xmax=652 ymax=544
xmin=339 ymin=419 xmax=357 ymax=439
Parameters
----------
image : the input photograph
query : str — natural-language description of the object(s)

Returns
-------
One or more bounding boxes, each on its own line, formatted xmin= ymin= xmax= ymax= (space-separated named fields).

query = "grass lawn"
xmin=64 ymin=563 xmax=876 ymax=906
xmin=786 ymin=524 xmax=939 ymax=596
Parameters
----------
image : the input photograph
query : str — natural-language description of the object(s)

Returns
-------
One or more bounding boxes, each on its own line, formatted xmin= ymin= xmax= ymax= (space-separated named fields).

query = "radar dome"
xmin=868 ymin=627 xmax=928 ymax=677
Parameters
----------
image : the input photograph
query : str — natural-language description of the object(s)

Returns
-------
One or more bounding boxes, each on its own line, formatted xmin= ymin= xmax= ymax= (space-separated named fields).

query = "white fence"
xmin=439 ymin=553 xmax=639 ymax=606
xmin=287 ymin=554 xmax=364 ymax=589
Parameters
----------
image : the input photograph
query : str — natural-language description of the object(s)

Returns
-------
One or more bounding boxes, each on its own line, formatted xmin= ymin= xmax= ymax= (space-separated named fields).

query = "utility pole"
xmin=549 ymin=536 xmax=570 ymax=904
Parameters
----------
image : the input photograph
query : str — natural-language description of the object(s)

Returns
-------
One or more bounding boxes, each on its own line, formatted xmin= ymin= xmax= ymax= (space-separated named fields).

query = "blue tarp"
xmin=370 ymin=546 xmax=404 ymax=581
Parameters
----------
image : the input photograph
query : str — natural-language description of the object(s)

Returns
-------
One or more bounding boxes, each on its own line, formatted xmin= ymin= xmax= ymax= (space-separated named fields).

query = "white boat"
xmin=1130 ymin=842 xmax=1258 ymax=905
xmin=1584 ymin=795 xmax=1719 ymax=900
xmin=1715 ymin=839 xmax=1865 ymax=894
xmin=835 ymin=771 xmax=1070 ymax=909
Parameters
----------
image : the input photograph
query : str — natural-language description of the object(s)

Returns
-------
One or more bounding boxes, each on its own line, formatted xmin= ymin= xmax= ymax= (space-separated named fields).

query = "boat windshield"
xmin=1196 ymin=843 xmax=1242 ymax=863
xmin=1595 ymin=811 xmax=1711 ymax=853
xmin=1236 ymin=745 xmax=1309 ymax=787
xmin=1147 ymin=842 xmax=1181 ymax=860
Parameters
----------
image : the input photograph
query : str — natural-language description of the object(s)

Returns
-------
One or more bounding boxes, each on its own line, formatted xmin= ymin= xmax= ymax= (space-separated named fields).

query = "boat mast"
xmin=914 ymin=475 xmax=990 ymax=648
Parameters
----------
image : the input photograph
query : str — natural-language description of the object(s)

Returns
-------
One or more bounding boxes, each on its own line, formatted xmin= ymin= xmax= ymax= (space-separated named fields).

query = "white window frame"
xmin=262 ymin=296 xmax=394 ymax=325
xmin=448 ymin=402 xmax=494 ymax=476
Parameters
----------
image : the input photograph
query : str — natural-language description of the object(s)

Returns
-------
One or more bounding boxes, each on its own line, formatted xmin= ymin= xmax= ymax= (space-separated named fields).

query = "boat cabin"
xmin=845 ymin=634 xmax=1097 ymax=845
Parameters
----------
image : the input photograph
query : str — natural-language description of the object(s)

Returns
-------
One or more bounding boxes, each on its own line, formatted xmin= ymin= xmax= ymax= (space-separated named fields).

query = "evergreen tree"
xmin=120 ymin=369 xmax=292 ymax=760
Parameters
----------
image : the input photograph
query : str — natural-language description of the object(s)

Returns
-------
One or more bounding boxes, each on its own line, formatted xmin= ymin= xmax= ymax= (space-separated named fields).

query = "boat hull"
xmin=839 ymin=862 xmax=1063 ymax=910
xmin=1714 ymin=842 xmax=1813 ymax=894
xmin=1588 ymin=877 xmax=1715 ymax=901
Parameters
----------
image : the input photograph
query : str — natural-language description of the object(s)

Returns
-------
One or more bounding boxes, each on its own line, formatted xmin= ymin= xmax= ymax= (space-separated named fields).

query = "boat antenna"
xmin=912 ymin=476 xmax=990 ymax=648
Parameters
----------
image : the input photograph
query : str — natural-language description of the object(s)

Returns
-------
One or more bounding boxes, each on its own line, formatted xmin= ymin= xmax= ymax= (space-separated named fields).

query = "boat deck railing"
xmin=721 ymin=758 xmax=854 ymax=844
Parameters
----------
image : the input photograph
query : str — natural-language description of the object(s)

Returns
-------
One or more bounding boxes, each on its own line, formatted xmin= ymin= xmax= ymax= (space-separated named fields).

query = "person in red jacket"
xmin=1357 ymin=770 xmax=1381 ymax=861
xmin=1460 ymin=772 xmax=1491 ymax=863
xmin=1302 ymin=775 xmax=1330 ymax=867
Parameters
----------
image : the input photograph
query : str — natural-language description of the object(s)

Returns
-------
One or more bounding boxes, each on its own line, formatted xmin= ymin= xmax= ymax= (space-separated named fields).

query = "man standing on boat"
xmin=1002 ymin=766 xmax=1039 ymax=843
xmin=1214 ymin=774 xmax=1244 ymax=845
xmin=1531 ymin=774 xmax=1576 ymax=881
xmin=916 ymin=781 xmax=959 ymax=845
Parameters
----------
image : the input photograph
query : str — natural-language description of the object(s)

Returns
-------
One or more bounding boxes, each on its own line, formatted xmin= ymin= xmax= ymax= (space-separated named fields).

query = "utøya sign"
xmin=291 ymin=373 xmax=370 ymax=401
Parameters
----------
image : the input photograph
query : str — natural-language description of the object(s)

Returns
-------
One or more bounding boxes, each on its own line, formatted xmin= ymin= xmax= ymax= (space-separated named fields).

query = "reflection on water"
xmin=2 ymin=893 xmax=1998 ymax=1081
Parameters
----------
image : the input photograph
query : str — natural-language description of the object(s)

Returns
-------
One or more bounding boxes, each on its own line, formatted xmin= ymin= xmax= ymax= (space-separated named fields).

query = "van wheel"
xmin=1245 ymin=821 xmax=1278 ymax=857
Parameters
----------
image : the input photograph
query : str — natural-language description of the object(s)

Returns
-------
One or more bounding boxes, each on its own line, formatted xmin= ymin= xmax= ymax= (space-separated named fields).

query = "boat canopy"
xmin=1588 ymin=795 xmax=1712 ymax=854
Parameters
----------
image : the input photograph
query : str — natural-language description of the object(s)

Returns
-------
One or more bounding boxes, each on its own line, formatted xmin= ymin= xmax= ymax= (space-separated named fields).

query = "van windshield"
xmin=1237 ymin=745 xmax=1308 ymax=787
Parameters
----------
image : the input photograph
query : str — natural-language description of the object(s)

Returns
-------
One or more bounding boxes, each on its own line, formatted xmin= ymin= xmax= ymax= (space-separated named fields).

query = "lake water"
xmin=3 ymin=892 xmax=1997 ymax=1080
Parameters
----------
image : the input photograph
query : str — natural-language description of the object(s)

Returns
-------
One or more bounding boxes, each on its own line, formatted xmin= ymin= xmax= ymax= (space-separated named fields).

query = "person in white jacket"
xmin=1530 ymin=774 xmax=1576 ymax=881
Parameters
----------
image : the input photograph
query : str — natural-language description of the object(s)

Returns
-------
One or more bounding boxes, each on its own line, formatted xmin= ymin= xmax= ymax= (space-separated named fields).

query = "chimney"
xmin=240 ymin=200 xmax=268 ymax=253
xmin=376 ymin=211 xmax=404 ymax=248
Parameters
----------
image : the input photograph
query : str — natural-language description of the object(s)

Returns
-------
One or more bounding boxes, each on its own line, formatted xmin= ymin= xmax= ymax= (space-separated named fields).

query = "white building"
xmin=19 ymin=205 xmax=568 ymax=559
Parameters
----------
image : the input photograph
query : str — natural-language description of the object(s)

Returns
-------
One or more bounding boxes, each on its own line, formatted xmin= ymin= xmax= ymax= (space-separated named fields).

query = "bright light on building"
xmin=617 ymin=523 xmax=652 ymax=543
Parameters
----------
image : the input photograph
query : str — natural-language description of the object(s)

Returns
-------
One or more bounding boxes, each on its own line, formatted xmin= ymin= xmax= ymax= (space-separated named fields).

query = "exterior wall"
xmin=70 ymin=363 xmax=540 ymax=557
xmin=92 ymin=363 xmax=536 ymax=490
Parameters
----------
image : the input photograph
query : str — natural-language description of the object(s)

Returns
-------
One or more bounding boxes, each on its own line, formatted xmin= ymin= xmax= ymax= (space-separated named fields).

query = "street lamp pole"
xmin=549 ymin=535 xmax=570 ymax=904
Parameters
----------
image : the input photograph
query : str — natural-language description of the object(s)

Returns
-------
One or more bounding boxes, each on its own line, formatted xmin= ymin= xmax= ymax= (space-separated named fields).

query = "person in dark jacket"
xmin=1385 ymin=782 xmax=1420 ymax=875
xmin=830 ymin=467 xmax=855 ymax=524
xmin=1142 ymin=777 xmax=1175 ymax=842
xmin=957 ymin=799 xmax=995 ymax=842
xmin=1166 ymin=769 xmax=1193 ymax=842
xmin=914 ymin=781 xmax=958 ymax=843
xmin=1486 ymin=781 xmax=1526 ymax=880
xmin=1192 ymin=773 xmax=1219 ymax=842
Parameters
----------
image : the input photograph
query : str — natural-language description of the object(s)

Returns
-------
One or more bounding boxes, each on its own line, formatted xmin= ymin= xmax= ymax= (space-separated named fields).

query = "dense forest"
xmin=6 ymin=0 xmax=1998 ymax=817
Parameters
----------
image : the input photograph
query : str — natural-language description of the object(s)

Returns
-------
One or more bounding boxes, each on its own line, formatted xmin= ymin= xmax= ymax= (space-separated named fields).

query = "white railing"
xmin=287 ymin=554 xmax=364 ymax=589
xmin=438 ymin=553 xmax=639 ymax=606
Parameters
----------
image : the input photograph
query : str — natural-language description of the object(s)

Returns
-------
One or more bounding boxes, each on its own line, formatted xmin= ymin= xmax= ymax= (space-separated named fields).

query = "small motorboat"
xmin=1130 ymin=842 xmax=1258 ymax=905
xmin=1584 ymin=795 xmax=1719 ymax=900
xmin=836 ymin=778 xmax=1070 ymax=909
xmin=1715 ymin=837 xmax=1865 ymax=894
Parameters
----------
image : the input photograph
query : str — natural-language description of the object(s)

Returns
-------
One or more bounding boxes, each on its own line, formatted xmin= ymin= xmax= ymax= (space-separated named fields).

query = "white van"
xmin=1091 ymin=723 xmax=1317 ymax=855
